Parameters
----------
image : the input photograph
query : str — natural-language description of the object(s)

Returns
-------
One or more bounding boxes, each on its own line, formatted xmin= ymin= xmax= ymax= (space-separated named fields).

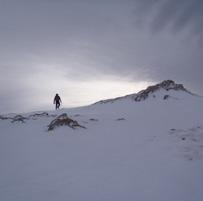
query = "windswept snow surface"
xmin=0 ymin=90 xmax=203 ymax=201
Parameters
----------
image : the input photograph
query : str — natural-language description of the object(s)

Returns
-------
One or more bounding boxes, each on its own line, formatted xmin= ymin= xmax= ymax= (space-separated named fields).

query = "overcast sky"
xmin=0 ymin=0 xmax=202 ymax=113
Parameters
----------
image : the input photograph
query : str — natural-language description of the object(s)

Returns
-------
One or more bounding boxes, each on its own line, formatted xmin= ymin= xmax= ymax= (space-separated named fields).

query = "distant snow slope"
xmin=94 ymin=80 xmax=191 ymax=104
xmin=0 ymin=80 xmax=203 ymax=201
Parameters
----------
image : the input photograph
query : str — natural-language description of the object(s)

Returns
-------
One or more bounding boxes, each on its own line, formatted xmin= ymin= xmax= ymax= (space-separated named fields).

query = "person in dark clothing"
xmin=53 ymin=94 xmax=62 ymax=110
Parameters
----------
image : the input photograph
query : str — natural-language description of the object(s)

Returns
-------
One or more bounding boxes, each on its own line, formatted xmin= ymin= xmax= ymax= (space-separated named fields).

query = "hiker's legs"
xmin=56 ymin=101 xmax=60 ymax=110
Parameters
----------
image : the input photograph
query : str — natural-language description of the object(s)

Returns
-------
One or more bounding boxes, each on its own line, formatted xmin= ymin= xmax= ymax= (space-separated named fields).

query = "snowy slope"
xmin=0 ymin=80 xmax=203 ymax=201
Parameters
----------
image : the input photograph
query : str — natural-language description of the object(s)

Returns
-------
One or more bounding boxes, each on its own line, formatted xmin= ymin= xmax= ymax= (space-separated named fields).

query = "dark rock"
xmin=29 ymin=112 xmax=49 ymax=118
xmin=11 ymin=115 xmax=28 ymax=123
xmin=89 ymin=118 xmax=99 ymax=122
xmin=116 ymin=118 xmax=126 ymax=121
xmin=47 ymin=113 xmax=86 ymax=131
xmin=163 ymin=95 xmax=170 ymax=100
xmin=0 ymin=115 xmax=10 ymax=120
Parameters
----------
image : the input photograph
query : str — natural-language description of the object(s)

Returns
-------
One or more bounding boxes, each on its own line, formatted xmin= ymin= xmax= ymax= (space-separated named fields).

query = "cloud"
xmin=134 ymin=0 xmax=203 ymax=39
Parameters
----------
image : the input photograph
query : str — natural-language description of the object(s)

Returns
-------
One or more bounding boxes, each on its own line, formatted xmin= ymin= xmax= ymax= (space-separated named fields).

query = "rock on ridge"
xmin=94 ymin=80 xmax=190 ymax=104
xmin=134 ymin=80 xmax=188 ymax=102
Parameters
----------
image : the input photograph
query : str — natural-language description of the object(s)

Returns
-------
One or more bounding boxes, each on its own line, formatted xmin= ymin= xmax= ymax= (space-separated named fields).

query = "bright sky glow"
xmin=21 ymin=67 xmax=153 ymax=113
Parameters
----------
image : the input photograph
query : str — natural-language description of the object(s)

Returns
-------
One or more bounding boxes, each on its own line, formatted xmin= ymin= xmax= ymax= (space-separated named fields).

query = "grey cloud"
xmin=134 ymin=0 xmax=203 ymax=38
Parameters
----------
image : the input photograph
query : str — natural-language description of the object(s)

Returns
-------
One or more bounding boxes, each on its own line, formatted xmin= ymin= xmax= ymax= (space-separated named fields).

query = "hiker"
xmin=53 ymin=93 xmax=62 ymax=110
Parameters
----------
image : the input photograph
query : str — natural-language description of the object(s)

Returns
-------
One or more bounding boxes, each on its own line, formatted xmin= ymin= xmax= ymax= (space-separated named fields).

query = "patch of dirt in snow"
xmin=116 ymin=118 xmax=126 ymax=121
xmin=89 ymin=118 xmax=99 ymax=122
xmin=169 ymin=126 xmax=203 ymax=161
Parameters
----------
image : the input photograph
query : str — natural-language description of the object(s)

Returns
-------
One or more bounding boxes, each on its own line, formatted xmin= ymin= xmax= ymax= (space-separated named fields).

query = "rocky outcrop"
xmin=93 ymin=80 xmax=190 ymax=104
xmin=1 ymin=112 xmax=86 ymax=131
xmin=47 ymin=113 xmax=86 ymax=131
xmin=134 ymin=80 xmax=188 ymax=102
xmin=0 ymin=112 xmax=58 ymax=123
xmin=11 ymin=115 xmax=28 ymax=123
xmin=0 ymin=115 xmax=11 ymax=120
xmin=163 ymin=95 xmax=170 ymax=100
xmin=29 ymin=112 xmax=49 ymax=118
xmin=29 ymin=112 xmax=57 ymax=119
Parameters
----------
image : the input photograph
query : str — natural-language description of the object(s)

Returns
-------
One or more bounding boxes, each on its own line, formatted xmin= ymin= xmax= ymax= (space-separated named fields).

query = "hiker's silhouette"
xmin=53 ymin=94 xmax=62 ymax=110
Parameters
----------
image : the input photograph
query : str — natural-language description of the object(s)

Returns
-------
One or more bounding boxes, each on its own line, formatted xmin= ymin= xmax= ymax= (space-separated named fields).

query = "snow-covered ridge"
xmin=94 ymin=80 xmax=193 ymax=104
xmin=134 ymin=79 xmax=189 ymax=101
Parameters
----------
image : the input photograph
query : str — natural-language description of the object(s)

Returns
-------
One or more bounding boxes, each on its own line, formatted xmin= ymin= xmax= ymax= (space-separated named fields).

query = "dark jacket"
xmin=54 ymin=95 xmax=61 ymax=103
